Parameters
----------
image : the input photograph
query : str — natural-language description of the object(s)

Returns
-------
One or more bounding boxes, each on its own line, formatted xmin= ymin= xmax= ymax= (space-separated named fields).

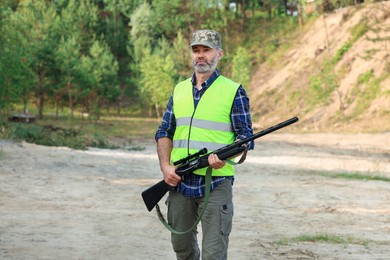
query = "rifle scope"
xmin=173 ymin=148 xmax=208 ymax=166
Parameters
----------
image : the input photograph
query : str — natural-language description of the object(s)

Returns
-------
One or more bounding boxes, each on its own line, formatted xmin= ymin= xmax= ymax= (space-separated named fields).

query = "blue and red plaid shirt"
xmin=155 ymin=69 xmax=254 ymax=198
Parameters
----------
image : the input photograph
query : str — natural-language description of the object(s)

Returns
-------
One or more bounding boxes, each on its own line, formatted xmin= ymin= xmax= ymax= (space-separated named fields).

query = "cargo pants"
xmin=166 ymin=179 xmax=234 ymax=260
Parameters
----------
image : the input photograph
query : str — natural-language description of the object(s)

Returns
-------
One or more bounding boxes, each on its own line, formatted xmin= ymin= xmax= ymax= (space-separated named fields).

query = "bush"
xmin=0 ymin=122 xmax=107 ymax=150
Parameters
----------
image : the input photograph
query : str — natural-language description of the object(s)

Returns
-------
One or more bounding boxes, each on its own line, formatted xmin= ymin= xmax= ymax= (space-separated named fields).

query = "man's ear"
xmin=218 ymin=50 xmax=224 ymax=59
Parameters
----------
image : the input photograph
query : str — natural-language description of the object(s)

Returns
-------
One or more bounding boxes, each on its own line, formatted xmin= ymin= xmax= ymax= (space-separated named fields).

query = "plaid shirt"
xmin=155 ymin=69 xmax=254 ymax=198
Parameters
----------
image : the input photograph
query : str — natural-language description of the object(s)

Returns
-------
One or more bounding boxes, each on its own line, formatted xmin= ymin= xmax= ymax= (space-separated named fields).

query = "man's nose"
xmin=196 ymin=51 xmax=205 ymax=58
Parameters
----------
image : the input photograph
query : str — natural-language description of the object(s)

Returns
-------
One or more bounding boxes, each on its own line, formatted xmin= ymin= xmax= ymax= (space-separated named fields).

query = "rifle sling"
xmin=226 ymin=146 xmax=248 ymax=165
xmin=155 ymin=148 xmax=247 ymax=234
xmin=155 ymin=166 xmax=212 ymax=235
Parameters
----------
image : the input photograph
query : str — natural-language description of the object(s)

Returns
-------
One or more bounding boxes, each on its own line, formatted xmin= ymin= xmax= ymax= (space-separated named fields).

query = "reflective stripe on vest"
xmin=171 ymin=75 xmax=240 ymax=177
xmin=176 ymin=117 xmax=232 ymax=132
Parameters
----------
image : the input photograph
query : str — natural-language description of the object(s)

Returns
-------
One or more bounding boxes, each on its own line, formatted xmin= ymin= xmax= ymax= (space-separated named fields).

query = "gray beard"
xmin=193 ymin=56 xmax=219 ymax=74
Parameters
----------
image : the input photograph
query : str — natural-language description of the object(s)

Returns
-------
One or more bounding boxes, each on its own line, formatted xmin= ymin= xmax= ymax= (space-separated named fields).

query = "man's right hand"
xmin=161 ymin=164 xmax=181 ymax=187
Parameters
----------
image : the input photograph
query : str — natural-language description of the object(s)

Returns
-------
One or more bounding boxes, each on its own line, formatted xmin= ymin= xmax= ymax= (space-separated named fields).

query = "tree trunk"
xmin=297 ymin=0 xmax=303 ymax=29
xmin=284 ymin=0 xmax=288 ymax=15
xmin=67 ymin=80 xmax=74 ymax=118
xmin=240 ymin=0 xmax=246 ymax=32
xmin=155 ymin=103 xmax=160 ymax=118
xmin=322 ymin=8 xmax=331 ymax=53
xmin=36 ymin=69 xmax=45 ymax=119
xmin=95 ymin=97 xmax=101 ymax=121
xmin=55 ymin=98 xmax=59 ymax=120
xmin=266 ymin=0 xmax=272 ymax=19
xmin=117 ymin=101 xmax=121 ymax=115
xmin=5 ymin=78 xmax=11 ymax=116
xmin=38 ymin=91 xmax=44 ymax=119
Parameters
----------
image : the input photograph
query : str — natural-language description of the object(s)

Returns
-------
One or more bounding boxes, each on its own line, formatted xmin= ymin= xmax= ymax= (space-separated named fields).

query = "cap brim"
xmin=190 ymin=42 xmax=215 ymax=48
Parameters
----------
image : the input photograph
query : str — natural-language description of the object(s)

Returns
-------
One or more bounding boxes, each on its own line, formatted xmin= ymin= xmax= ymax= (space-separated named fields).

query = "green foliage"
xmin=357 ymin=70 xmax=374 ymax=85
xmin=139 ymin=41 xmax=175 ymax=116
xmin=276 ymin=233 xmax=369 ymax=246
xmin=332 ymin=41 xmax=353 ymax=64
xmin=78 ymin=40 xmax=119 ymax=118
xmin=172 ymin=30 xmax=192 ymax=81
xmin=332 ymin=172 xmax=390 ymax=182
xmin=0 ymin=115 xmax=161 ymax=150
xmin=128 ymin=2 xmax=156 ymax=90
xmin=0 ymin=3 xmax=35 ymax=110
xmin=129 ymin=2 xmax=155 ymax=41
xmin=54 ymin=36 xmax=81 ymax=114
xmin=359 ymin=48 xmax=379 ymax=60
xmin=0 ymin=121 xmax=116 ymax=150
xmin=231 ymin=47 xmax=252 ymax=89
xmin=0 ymin=122 xmax=86 ymax=149
xmin=348 ymin=70 xmax=382 ymax=117
xmin=350 ymin=19 xmax=369 ymax=41
xmin=332 ymin=19 xmax=369 ymax=64
xmin=151 ymin=0 xmax=196 ymax=39
xmin=306 ymin=60 xmax=337 ymax=106
xmin=103 ymin=0 xmax=143 ymax=18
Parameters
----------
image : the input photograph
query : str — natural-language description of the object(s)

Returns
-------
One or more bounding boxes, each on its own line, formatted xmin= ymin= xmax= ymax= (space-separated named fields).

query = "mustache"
xmin=195 ymin=60 xmax=211 ymax=65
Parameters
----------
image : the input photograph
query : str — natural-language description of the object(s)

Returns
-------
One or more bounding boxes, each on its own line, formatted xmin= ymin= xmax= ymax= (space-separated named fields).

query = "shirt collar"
xmin=191 ymin=69 xmax=220 ymax=90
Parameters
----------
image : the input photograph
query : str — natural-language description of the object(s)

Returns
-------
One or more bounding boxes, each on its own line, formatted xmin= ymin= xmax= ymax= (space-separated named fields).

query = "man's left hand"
xmin=208 ymin=153 xmax=226 ymax=169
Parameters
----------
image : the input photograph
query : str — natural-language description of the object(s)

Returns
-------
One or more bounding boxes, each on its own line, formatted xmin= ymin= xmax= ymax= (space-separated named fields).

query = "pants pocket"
xmin=219 ymin=203 xmax=233 ymax=235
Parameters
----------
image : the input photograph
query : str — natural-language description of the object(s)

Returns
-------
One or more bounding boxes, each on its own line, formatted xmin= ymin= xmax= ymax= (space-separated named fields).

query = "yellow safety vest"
xmin=171 ymin=75 xmax=240 ymax=176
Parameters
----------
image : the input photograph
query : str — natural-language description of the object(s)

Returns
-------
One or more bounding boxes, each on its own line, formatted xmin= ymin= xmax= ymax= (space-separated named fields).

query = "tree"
xmin=172 ymin=30 xmax=192 ymax=81
xmin=78 ymin=40 xmax=119 ymax=120
xmin=129 ymin=2 xmax=156 ymax=58
xmin=54 ymin=36 xmax=81 ymax=118
xmin=100 ymin=0 xmax=137 ymax=114
xmin=140 ymin=42 xmax=175 ymax=118
xmin=57 ymin=0 xmax=98 ymax=54
xmin=12 ymin=0 xmax=60 ymax=119
xmin=128 ymin=2 xmax=156 ymax=95
xmin=0 ymin=5 xmax=35 ymax=114
xmin=231 ymin=47 xmax=252 ymax=90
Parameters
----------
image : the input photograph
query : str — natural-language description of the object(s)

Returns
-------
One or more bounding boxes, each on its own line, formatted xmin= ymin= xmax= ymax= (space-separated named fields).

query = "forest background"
xmin=0 ymin=0 xmax=388 ymax=149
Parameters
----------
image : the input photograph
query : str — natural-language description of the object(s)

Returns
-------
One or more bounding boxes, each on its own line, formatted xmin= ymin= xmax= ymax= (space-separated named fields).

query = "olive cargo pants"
xmin=166 ymin=179 xmax=233 ymax=260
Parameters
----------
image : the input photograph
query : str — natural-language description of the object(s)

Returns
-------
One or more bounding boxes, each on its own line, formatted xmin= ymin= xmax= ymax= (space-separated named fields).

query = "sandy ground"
xmin=0 ymin=133 xmax=389 ymax=259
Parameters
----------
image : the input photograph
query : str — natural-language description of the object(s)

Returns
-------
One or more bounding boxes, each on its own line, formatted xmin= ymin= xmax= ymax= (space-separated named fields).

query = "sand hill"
xmin=250 ymin=2 xmax=389 ymax=132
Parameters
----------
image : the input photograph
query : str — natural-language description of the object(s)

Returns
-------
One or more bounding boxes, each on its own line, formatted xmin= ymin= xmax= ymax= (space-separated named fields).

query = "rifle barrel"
xmin=237 ymin=116 xmax=299 ymax=146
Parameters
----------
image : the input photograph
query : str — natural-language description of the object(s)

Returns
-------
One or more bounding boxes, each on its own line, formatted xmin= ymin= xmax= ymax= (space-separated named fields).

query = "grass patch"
xmin=332 ymin=19 xmax=369 ymax=63
xmin=320 ymin=172 xmax=390 ymax=182
xmin=359 ymin=48 xmax=380 ymax=60
xmin=276 ymin=233 xmax=370 ymax=246
xmin=127 ymin=146 xmax=146 ymax=151
xmin=306 ymin=59 xmax=337 ymax=107
xmin=346 ymin=70 xmax=383 ymax=118
xmin=332 ymin=41 xmax=353 ymax=64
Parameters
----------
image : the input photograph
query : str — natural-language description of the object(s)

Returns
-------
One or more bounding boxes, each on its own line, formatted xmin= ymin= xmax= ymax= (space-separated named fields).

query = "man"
xmin=155 ymin=29 xmax=254 ymax=260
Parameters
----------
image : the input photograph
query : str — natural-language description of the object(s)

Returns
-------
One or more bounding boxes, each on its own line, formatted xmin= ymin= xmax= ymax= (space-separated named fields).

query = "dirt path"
xmin=0 ymin=133 xmax=389 ymax=259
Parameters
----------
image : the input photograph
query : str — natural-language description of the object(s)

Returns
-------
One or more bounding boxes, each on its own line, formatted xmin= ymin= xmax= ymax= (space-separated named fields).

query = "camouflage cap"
xmin=190 ymin=29 xmax=222 ymax=49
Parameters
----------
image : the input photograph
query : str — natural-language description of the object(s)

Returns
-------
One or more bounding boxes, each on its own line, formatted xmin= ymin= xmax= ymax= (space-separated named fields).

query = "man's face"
xmin=191 ymin=45 xmax=223 ymax=74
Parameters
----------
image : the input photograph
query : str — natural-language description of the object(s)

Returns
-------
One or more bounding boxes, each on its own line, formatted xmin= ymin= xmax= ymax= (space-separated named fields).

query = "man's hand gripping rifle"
xmin=141 ymin=116 xmax=299 ymax=212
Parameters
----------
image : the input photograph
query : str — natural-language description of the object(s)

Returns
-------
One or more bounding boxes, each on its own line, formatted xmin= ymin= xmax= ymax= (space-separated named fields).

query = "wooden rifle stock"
xmin=141 ymin=116 xmax=299 ymax=211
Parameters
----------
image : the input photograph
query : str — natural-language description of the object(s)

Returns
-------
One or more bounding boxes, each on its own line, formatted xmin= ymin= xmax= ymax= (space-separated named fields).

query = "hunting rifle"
xmin=141 ymin=116 xmax=299 ymax=211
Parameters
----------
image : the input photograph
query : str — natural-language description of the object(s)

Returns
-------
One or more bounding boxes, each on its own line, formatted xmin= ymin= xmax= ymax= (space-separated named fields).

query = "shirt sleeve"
xmin=231 ymin=85 xmax=255 ymax=150
xmin=155 ymin=94 xmax=176 ymax=142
